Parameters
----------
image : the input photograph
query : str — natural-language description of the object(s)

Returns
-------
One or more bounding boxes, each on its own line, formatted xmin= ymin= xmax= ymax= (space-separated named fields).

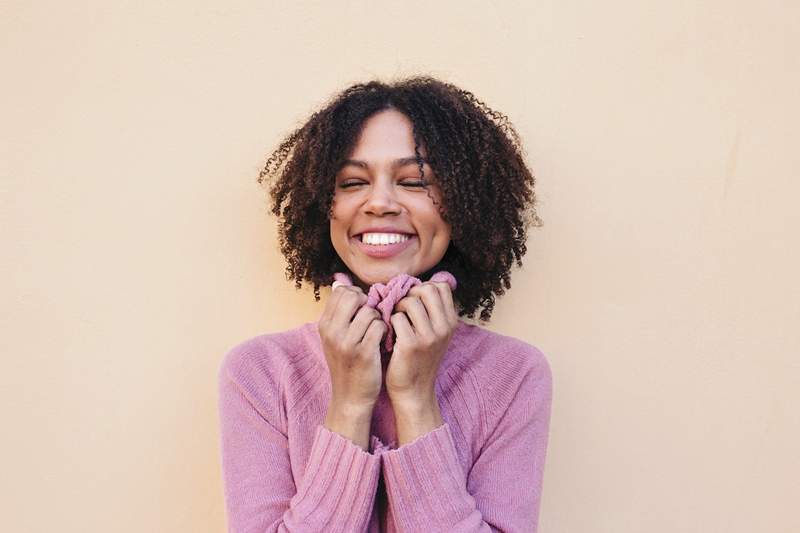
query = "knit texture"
xmin=332 ymin=270 xmax=457 ymax=351
xmin=217 ymin=319 xmax=553 ymax=532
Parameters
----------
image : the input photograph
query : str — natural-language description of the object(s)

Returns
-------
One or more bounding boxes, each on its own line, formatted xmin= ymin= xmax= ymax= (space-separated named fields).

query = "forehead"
xmin=348 ymin=109 xmax=427 ymax=160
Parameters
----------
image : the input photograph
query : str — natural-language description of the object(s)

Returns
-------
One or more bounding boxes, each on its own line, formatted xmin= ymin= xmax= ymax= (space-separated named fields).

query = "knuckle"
xmin=421 ymin=337 xmax=436 ymax=349
xmin=334 ymin=335 xmax=352 ymax=352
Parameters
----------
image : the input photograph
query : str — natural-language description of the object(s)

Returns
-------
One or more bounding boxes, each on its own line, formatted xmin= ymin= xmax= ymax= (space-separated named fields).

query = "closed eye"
xmin=338 ymin=180 xmax=427 ymax=189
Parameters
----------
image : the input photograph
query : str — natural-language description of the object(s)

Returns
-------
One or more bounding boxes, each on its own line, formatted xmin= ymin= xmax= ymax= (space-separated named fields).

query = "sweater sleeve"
xmin=380 ymin=351 xmax=553 ymax=532
xmin=217 ymin=345 xmax=382 ymax=533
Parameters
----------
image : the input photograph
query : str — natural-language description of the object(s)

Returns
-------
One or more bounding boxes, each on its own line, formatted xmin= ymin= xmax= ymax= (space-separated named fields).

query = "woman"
xmin=218 ymin=76 xmax=553 ymax=532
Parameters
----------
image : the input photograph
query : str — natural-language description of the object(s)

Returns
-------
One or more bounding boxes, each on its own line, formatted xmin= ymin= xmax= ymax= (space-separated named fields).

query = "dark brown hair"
xmin=258 ymin=76 xmax=541 ymax=322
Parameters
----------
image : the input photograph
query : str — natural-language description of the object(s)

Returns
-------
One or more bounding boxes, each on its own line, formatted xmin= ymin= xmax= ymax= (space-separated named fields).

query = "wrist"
xmin=391 ymin=394 xmax=443 ymax=446
xmin=388 ymin=389 xmax=437 ymax=414
xmin=327 ymin=397 xmax=375 ymax=421
xmin=324 ymin=399 xmax=375 ymax=451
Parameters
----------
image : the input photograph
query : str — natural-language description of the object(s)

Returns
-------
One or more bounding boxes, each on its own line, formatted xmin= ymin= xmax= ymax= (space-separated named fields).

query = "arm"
xmin=217 ymin=352 xmax=381 ymax=533
xmin=380 ymin=354 xmax=553 ymax=532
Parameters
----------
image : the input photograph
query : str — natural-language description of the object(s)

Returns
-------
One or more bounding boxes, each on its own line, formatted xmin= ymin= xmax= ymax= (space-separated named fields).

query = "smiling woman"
xmin=330 ymin=109 xmax=452 ymax=290
xmin=217 ymin=76 xmax=553 ymax=533
xmin=258 ymin=77 xmax=540 ymax=321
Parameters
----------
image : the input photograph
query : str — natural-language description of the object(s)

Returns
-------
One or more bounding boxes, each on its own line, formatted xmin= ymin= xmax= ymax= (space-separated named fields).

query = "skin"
xmin=320 ymin=109 xmax=460 ymax=449
xmin=329 ymin=108 xmax=451 ymax=290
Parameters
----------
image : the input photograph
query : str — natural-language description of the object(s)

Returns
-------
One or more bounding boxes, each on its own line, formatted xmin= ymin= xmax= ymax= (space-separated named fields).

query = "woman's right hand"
xmin=318 ymin=284 xmax=386 ymax=413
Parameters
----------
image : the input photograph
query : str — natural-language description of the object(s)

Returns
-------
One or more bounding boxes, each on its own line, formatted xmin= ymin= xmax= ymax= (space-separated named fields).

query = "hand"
xmin=385 ymin=281 xmax=459 ymax=409
xmin=318 ymin=284 xmax=386 ymax=410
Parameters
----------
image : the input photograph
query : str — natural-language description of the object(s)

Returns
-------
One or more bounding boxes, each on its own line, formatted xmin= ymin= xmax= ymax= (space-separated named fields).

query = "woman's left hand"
xmin=385 ymin=280 xmax=459 ymax=410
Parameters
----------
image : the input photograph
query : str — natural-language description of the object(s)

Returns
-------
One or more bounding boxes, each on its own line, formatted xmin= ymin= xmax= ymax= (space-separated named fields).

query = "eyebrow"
xmin=340 ymin=156 xmax=428 ymax=170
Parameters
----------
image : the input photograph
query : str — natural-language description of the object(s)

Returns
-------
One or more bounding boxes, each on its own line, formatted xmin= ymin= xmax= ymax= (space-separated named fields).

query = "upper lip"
xmin=353 ymin=226 xmax=416 ymax=236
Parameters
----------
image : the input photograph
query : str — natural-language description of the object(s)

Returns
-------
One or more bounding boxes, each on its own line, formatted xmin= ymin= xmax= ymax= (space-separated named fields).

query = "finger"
xmin=346 ymin=306 xmax=381 ymax=345
xmin=394 ymin=295 xmax=432 ymax=338
xmin=432 ymin=281 xmax=458 ymax=325
xmin=330 ymin=287 xmax=368 ymax=331
xmin=390 ymin=311 xmax=415 ymax=342
xmin=360 ymin=317 xmax=387 ymax=349
xmin=320 ymin=283 xmax=346 ymax=325
xmin=326 ymin=281 xmax=356 ymax=322
xmin=408 ymin=284 xmax=448 ymax=333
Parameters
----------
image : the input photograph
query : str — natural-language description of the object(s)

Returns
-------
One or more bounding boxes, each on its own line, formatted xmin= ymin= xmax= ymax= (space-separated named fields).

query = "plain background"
xmin=2 ymin=1 xmax=798 ymax=532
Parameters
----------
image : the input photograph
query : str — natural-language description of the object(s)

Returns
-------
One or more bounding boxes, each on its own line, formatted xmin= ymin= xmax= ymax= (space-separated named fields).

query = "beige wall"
xmin=2 ymin=1 xmax=798 ymax=532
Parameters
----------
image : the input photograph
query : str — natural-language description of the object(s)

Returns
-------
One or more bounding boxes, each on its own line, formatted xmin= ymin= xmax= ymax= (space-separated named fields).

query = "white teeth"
xmin=360 ymin=232 xmax=411 ymax=245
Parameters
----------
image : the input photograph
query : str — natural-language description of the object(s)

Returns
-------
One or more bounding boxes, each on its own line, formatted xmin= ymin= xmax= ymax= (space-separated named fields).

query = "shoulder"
xmin=458 ymin=321 xmax=551 ymax=379
xmin=461 ymin=323 xmax=553 ymax=408
xmin=217 ymin=322 xmax=320 ymax=406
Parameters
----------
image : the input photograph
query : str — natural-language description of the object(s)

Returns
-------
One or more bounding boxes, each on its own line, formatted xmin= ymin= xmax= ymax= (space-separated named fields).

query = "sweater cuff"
xmin=370 ymin=434 xmax=395 ymax=454
xmin=381 ymin=423 xmax=481 ymax=531
xmin=285 ymin=425 xmax=381 ymax=531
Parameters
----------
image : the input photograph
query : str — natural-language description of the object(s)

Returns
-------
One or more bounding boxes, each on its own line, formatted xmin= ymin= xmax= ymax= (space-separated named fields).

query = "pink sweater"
xmin=217 ymin=319 xmax=553 ymax=532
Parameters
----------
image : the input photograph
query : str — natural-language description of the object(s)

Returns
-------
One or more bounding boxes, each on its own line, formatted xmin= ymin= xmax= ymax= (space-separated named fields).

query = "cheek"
xmin=329 ymin=198 xmax=350 ymax=228
xmin=328 ymin=211 xmax=345 ymax=244
xmin=332 ymin=190 xmax=361 ymax=212
xmin=428 ymin=206 xmax=451 ymax=235
xmin=426 ymin=189 xmax=449 ymax=232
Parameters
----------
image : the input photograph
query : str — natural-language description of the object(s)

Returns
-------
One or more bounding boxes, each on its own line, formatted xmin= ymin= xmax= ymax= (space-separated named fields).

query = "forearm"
xmin=323 ymin=398 xmax=374 ymax=450
xmin=220 ymin=368 xmax=382 ymax=533
xmin=392 ymin=393 xmax=444 ymax=446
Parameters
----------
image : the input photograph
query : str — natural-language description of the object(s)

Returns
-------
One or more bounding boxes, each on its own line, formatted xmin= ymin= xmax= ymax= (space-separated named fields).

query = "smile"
xmin=352 ymin=233 xmax=416 ymax=258
xmin=359 ymin=232 xmax=411 ymax=245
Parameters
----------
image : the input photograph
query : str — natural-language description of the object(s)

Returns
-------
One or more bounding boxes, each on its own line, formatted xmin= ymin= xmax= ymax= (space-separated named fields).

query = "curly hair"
xmin=258 ymin=75 xmax=541 ymax=322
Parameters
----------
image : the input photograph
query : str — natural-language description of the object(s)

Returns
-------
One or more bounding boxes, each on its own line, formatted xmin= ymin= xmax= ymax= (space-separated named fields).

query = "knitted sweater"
xmin=217 ymin=319 xmax=553 ymax=532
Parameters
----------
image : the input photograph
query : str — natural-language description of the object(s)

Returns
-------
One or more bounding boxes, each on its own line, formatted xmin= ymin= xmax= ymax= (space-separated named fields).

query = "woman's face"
xmin=330 ymin=109 xmax=452 ymax=289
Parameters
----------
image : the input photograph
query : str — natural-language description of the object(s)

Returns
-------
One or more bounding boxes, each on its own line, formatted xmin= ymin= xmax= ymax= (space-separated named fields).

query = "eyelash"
xmin=338 ymin=180 xmax=427 ymax=189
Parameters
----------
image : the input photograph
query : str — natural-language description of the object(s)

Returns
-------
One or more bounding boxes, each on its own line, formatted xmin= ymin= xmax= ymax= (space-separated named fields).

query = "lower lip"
xmin=352 ymin=235 xmax=416 ymax=258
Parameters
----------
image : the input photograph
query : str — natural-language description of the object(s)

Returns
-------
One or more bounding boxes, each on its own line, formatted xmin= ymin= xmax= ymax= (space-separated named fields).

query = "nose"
xmin=363 ymin=180 xmax=401 ymax=216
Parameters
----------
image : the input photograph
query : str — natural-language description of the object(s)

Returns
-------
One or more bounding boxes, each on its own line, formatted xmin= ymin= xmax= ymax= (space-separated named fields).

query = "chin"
xmin=360 ymin=273 xmax=397 ymax=285
xmin=355 ymin=266 xmax=415 ymax=285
